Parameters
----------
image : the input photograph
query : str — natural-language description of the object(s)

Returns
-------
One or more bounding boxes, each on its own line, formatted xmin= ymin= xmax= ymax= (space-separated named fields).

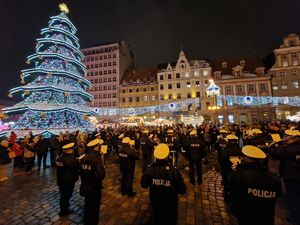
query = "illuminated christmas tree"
xmin=3 ymin=3 xmax=96 ymax=135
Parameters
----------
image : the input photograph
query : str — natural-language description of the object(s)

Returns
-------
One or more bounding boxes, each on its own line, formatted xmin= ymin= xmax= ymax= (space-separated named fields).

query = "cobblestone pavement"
xmin=0 ymin=154 xmax=292 ymax=225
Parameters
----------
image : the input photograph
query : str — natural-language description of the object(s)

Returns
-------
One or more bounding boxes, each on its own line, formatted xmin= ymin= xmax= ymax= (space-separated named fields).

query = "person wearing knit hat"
xmin=228 ymin=145 xmax=281 ymax=225
xmin=118 ymin=137 xmax=139 ymax=197
xmin=79 ymin=138 xmax=105 ymax=225
xmin=56 ymin=142 xmax=79 ymax=217
xmin=141 ymin=143 xmax=186 ymax=225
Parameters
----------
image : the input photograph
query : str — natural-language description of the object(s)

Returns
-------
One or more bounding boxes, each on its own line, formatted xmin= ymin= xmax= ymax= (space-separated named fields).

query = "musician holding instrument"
xmin=269 ymin=129 xmax=300 ymax=225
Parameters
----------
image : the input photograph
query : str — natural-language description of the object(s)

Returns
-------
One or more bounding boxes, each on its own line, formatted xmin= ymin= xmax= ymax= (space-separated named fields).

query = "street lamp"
xmin=206 ymin=79 xmax=221 ymax=123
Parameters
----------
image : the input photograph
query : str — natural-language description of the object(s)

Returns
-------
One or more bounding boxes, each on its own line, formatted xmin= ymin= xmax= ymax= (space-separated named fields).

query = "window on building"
xmin=228 ymin=114 xmax=234 ymax=123
xmin=259 ymin=83 xmax=266 ymax=91
xmin=292 ymin=52 xmax=298 ymax=58
xmin=225 ymin=85 xmax=233 ymax=94
xmin=136 ymin=97 xmax=140 ymax=102
xmin=151 ymin=96 xmax=155 ymax=101
xmin=187 ymin=93 xmax=192 ymax=98
xmin=168 ymin=94 xmax=172 ymax=99
xmin=177 ymin=93 xmax=181 ymax=99
xmin=195 ymin=81 xmax=200 ymax=87
xmin=151 ymin=87 xmax=155 ymax=91
xmin=113 ymin=77 xmax=116 ymax=82
xmin=160 ymin=94 xmax=164 ymax=100
xmin=217 ymin=98 xmax=223 ymax=107
xmin=108 ymin=62 xmax=111 ymax=66
xmin=248 ymin=84 xmax=255 ymax=92
xmin=108 ymin=94 xmax=111 ymax=98
xmin=129 ymin=97 xmax=133 ymax=102
xmin=129 ymin=89 xmax=132 ymax=93
xmin=292 ymin=81 xmax=299 ymax=89
xmin=292 ymin=70 xmax=297 ymax=76
xmin=187 ymin=82 xmax=191 ymax=88
xmin=285 ymin=111 xmax=291 ymax=119
xmin=112 ymin=102 xmax=116 ymax=106
xmin=160 ymin=84 xmax=164 ymax=90
xmin=108 ymin=86 xmax=111 ymax=90
xmin=176 ymin=83 xmax=181 ymax=88
xmin=136 ymin=88 xmax=139 ymax=92
xmin=236 ymin=85 xmax=243 ymax=93
xmin=196 ymin=92 xmax=201 ymax=97
xmin=121 ymin=98 xmax=125 ymax=103
xmin=143 ymin=88 xmax=147 ymax=92
xmin=176 ymin=73 xmax=180 ymax=79
xmin=185 ymin=72 xmax=190 ymax=78
xmin=168 ymin=74 xmax=172 ymax=79
xmin=99 ymin=86 xmax=102 ymax=91
xmin=160 ymin=75 xmax=164 ymax=80
xmin=103 ymin=94 xmax=107 ymax=99
xmin=281 ymin=83 xmax=288 ymax=90
xmin=143 ymin=96 xmax=148 ymax=102
xmin=293 ymin=60 xmax=299 ymax=66
xmin=272 ymin=85 xmax=278 ymax=90
xmin=113 ymin=93 xmax=116 ymax=98
xmin=283 ymin=61 xmax=288 ymax=67
xmin=227 ymin=98 xmax=233 ymax=106
xmin=168 ymin=84 xmax=172 ymax=89
xmin=282 ymin=54 xmax=287 ymax=59
xmin=103 ymin=102 xmax=107 ymax=107
xmin=91 ymin=72 xmax=94 ymax=76
xmin=236 ymin=70 xmax=241 ymax=77
xmin=122 ymin=89 xmax=125 ymax=93
xmin=203 ymin=70 xmax=209 ymax=76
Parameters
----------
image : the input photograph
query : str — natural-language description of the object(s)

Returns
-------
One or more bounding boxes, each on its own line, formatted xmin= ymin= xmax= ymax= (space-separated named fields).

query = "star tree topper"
xmin=59 ymin=3 xmax=69 ymax=14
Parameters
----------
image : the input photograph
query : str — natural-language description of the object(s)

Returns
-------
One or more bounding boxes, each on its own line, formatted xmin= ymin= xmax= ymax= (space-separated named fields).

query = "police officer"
xmin=79 ymin=139 xmax=106 ymax=225
xmin=163 ymin=129 xmax=180 ymax=167
xmin=228 ymin=145 xmax=281 ymax=225
xmin=140 ymin=129 xmax=154 ymax=172
xmin=269 ymin=129 xmax=300 ymax=225
xmin=56 ymin=142 xmax=79 ymax=217
xmin=141 ymin=144 xmax=186 ymax=225
xmin=187 ymin=129 xmax=204 ymax=185
xmin=244 ymin=129 xmax=266 ymax=147
xmin=220 ymin=134 xmax=242 ymax=197
xmin=118 ymin=137 xmax=139 ymax=196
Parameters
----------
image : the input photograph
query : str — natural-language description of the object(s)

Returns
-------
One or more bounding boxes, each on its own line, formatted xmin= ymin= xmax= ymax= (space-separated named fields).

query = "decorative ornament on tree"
xmin=24 ymin=90 xmax=30 ymax=95
xmin=41 ymin=112 xmax=46 ymax=118
xmin=83 ymin=114 xmax=89 ymax=119
xmin=59 ymin=3 xmax=69 ymax=14
xmin=38 ymin=55 xmax=43 ymax=60
xmin=243 ymin=96 xmax=253 ymax=105
xmin=8 ymin=94 xmax=13 ymax=98
xmin=26 ymin=60 xmax=30 ymax=65
xmin=47 ymin=73 xmax=52 ymax=78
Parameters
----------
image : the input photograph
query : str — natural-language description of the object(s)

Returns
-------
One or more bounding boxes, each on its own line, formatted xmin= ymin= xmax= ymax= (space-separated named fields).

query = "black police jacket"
xmin=140 ymin=135 xmax=154 ymax=157
xmin=140 ymin=160 xmax=186 ymax=211
xmin=228 ymin=162 xmax=281 ymax=225
xmin=164 ymin=136 xmax=180 ymax=152
xmin=79 ymin=151 xmax=105 ymax=196
xmin=119 ymin=144 xmax=139 ymax=171
xmin=269 ymin=139 xmax=300 ymax=181
xmin=56 ymin=153 xmax=79 ymax=186
xmin=187 ymin=136 xmax=204 ymax=161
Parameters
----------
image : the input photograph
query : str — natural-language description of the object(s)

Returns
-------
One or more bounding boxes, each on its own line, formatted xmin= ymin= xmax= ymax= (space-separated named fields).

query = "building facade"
xmin=157 ymin=50 xmax=213 ymax=119
xmin=212 ymin=56 xmax=273 ymax=124
xmin=119 ymin=67 xmax=159 ymax=118
xmin=269 ymin=33 xmax=300 ymax=119
xmin=81 ymin=41 xmax=133 ymax=108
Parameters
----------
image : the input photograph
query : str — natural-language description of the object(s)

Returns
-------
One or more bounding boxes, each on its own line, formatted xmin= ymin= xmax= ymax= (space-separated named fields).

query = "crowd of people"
xmin=0 ymin=120 xmax=299 ymax=225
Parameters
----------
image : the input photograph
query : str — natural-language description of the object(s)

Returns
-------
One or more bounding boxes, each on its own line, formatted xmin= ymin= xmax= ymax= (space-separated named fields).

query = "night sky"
xmin=0 ymin=0 xmax=299 ymax=100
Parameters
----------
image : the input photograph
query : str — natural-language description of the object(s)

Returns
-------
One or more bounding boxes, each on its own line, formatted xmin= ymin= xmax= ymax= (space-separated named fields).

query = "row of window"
xmin=82 ymin=46 xmax=118 ymax=56
xmin=272 ymin=70 xmax=298 ymax=77
xmin=122 ymin=87 xmax=156 ymax=93
xmin=159 ymin=81 xmax=204 ymax=90
xmin=160 ymin=92 xmax=201 ymax=100
xmin=281 ymin=52 xmax=298 ymax=59
xmin=90 ymin=86 xmax=117 ymax=91
xmin=86 ymin=61 xmax=117 ymax=69
xmin=122 ymin=96 xmax=156 ymax=103
xmin=94 ymin=93 xmax=117 ymax=99
xmin=159 ymin=71 xmax=209 ymax=80
xmin=90 ymin=77 xmax=117 ymax=83
xmin=93 ymin=101 xmax=117 ymax=107
xmin=223 ymin=83 xmax=267 ymax=94
xmin=272 ymin=81 xmax=299 ymax=90
xmin=87 ymin=69 xmax=117 ymax=76
xmin=83 ymin=53 xmax=117 ymax=61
